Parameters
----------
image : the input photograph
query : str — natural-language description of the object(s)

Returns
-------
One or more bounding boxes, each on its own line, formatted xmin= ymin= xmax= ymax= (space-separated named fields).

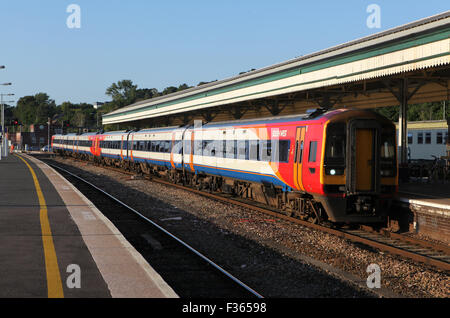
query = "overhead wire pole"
xmin=0 ymin=74 xmax=13 ymax=159
xmin=48 ymin=117 xmax=50 ymax=152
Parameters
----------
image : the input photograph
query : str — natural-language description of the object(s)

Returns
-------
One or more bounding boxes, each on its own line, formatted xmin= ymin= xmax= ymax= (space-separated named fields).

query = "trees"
xmin=14 ymin=93 xmax=56 ymax=125
xmin=374 ymin=102 xmax=449 ymax=122
xmin=105 ymin=80 xmax=138 ymax=108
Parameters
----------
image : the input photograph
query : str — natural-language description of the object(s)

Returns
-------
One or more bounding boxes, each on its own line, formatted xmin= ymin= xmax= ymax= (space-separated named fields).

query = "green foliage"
xmin=14 ymin=93 xmax=56 ymax=125
xmin=105 ymin=80 xmax=137 ymax=107
xmin=374 ymin=101 xmax=449 ymax=122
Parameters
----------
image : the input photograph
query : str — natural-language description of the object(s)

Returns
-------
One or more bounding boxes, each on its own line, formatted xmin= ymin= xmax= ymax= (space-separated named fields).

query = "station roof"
xmin=103 ymin=11 xmax=450 ymax=125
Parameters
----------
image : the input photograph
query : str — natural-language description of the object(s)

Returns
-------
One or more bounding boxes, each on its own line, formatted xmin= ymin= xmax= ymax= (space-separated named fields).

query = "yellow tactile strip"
xmin=22 ymin=154 xmax=178 ymax=298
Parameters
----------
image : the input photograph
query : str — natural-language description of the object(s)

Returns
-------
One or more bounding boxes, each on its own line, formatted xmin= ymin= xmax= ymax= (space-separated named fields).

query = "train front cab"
xmin=316 ymin=110 xmax=397 ymax=224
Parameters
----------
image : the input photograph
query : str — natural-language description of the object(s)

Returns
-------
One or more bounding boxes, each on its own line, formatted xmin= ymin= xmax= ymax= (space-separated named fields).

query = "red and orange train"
xmin=52 ymin=108 xmax=398 ymax=224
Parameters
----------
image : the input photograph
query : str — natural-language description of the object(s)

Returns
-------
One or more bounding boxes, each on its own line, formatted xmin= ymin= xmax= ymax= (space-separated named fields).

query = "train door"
xmin=355 ymin=129 xmax=373 ymax=191
xmin=183 ymin=129 xmax=194 ymax=172
xmin=293 ymin=126 xmax=306 ymax=191
xmin=170 ymin=131 xmax=176 ymax=169
xmin=130 ymin=134 xmax=134 ymax=161
xmin=125 ymin=131 xmax=132 ymax=160
xmin=347 ymin=120 xmax=381 ymax=194
xmin=120 ymin=135 xmax=124 ymax=160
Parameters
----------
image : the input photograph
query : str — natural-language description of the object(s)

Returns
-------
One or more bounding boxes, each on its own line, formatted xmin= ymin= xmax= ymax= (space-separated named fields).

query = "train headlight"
xmin=325 ymin=167 xmax=344 ymax=175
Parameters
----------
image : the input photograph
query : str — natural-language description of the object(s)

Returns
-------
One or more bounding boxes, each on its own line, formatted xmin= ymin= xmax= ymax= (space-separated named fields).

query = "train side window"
xmin=417 ymin=132 xmax=423 ymax=144
xmin=444 ymin=132 xmax=448 ymax=144
xmin=276 ymin=140 xmax=290 ymax=163
xmin=225 ymin=140 xmax=237 ymax=159
xmin=308 ymin=141 xmax=318 ymax=163
xmin=194 ymin=140 xmax=202 ymax=156
xmin=249 ymin=140 xmax=259 ymax=161
xmin=184 ymin=139 xmax=191 ymax=155
xmin=164 ymin=141 xmax=169 ymax=153
xmin=206 ymin=140 xmax=216 ymax=157
xmin=425 ymin=132 xmax=431 ymax=144
xmin=173 ymin=140 xmax=182 ymax=154
xmin=202 ymin=140 xmax=210 ymax=156
xmin=436 ymin=132 xmax=443 ymax=144
xmin=237 ymin=140 xmax=248 ymax=160
xmin=213 ymin=140 xmax=223 ymax=157
xmin=260 ymin=140 xmax=272 ymax=161
xmin=299 ymin=141 xmax=304 ymax=163
xmin=408 ymin=133 xmax=413 ymax=144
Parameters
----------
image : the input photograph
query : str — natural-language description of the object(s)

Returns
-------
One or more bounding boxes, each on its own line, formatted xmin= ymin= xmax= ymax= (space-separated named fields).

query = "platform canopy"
xmin=102 ymin=11 xmax=450 ymax=127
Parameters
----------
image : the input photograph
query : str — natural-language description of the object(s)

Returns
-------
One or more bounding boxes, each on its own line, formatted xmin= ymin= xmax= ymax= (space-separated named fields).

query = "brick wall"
xmin=390 ymin=201 xmax=450 ymax=244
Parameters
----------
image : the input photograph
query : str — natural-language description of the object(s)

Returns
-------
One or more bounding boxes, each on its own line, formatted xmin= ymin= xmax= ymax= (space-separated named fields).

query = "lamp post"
xmin=0 ymin=90 xmax=14 ymax=158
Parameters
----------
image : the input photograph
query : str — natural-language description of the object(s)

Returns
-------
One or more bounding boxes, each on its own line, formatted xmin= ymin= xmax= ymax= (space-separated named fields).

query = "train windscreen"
xmin=324 ymin=123 xmax=346 ymax=175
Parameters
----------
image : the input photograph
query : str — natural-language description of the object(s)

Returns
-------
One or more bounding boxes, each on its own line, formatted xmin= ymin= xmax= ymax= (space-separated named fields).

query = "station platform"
xmin=398 ymin=183 xmax=450 ymax=210
xmin=396 ymin=183 xmax=450 ymax=243
xmin=0 ymin=153 xmax=177 ymax=298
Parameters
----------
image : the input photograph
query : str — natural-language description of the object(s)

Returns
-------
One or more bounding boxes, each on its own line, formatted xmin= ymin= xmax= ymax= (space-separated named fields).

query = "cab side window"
xmin=308 ymin=141 xmax=318 ymax=163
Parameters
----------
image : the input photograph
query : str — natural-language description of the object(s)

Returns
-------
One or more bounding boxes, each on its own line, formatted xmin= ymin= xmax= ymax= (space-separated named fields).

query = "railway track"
xmin=47 ymin=155 xmax=450 ymax=273
xmin=42 ymin=158 xmax=263 ymax=298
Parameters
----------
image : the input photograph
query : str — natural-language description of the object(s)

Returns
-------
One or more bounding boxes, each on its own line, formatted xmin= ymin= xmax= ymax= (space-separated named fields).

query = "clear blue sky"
xmin=0 ymin=0 xmax=448 ymax=105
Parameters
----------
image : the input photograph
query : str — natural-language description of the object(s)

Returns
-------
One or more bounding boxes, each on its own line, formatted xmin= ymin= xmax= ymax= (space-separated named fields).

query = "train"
xmin=52 ymin=108 xmax=398 ymax=224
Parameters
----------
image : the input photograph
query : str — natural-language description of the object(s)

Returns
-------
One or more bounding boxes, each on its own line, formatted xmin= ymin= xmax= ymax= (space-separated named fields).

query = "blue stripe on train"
xmin=62 ymin=149 xmax=289 ymax=190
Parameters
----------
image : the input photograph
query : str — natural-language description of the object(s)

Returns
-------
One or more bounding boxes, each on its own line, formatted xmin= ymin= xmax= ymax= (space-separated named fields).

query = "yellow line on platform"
xmin=15 ymin=154 xmax=64 ymax=298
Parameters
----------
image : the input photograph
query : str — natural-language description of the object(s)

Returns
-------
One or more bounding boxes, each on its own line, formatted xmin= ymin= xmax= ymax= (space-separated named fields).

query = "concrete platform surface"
xmin=398 ymin=182 xmax=450 ymax=213
xmin=0 ymin=153 xmax=177 ymax=298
